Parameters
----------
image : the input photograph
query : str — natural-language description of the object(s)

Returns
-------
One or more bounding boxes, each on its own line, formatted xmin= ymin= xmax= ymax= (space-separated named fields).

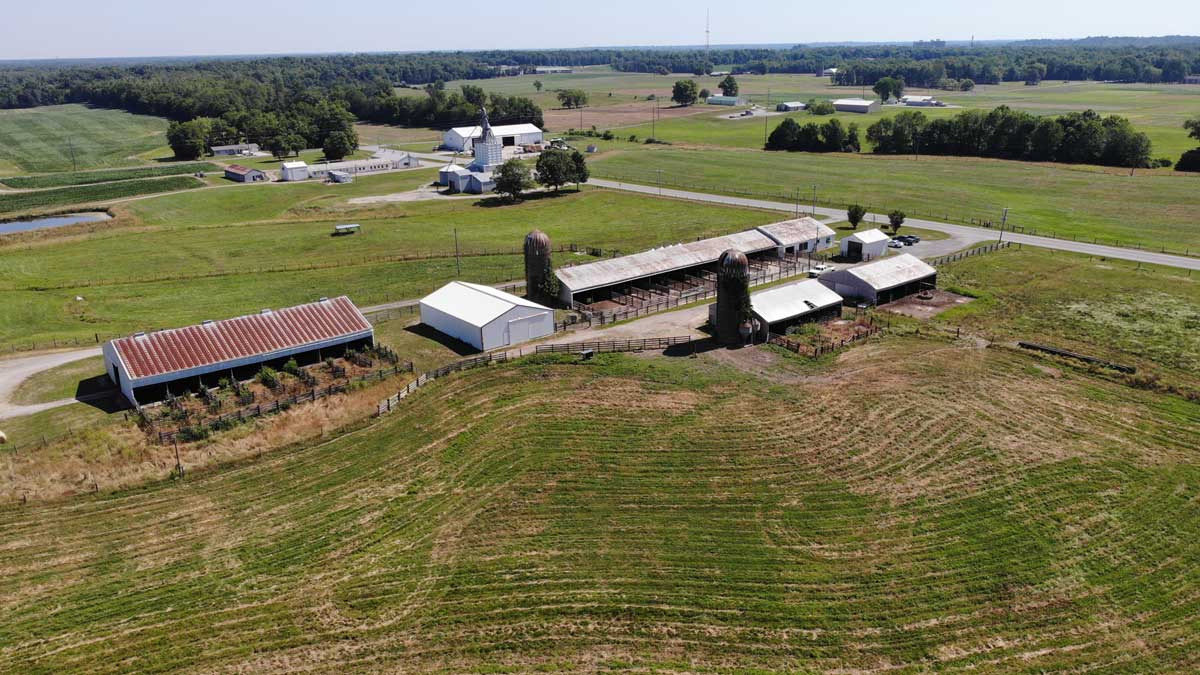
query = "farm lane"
xmin=589 ymin=179 xmax=1200 ymax=271
xmin=0 ymin=347 xmax=101 ymax=420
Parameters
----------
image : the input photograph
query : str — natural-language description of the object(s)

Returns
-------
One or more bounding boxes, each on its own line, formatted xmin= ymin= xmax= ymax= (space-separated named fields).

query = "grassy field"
xmin=0 ymin=175 xmax=203 ymax=216
xmin=0 ymin=163 xmax=217 ymax=189
xmin=590 ymin=147 xmax=1200 ymax=251
xmin=0 ymin=181 xmax=781 ymax=344
xmin=0 ymin=341 xmax=1196 ymax=673
xmin=0 ymin=105 xmax=169 ymax=176
xmin=933 ymin=245 xmax=1200 ymax=386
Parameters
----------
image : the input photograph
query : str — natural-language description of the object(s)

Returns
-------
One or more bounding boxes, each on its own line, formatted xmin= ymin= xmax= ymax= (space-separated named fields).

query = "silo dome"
xmin=524 ymin=229 xmax=552 ymax=256
xmin=718 ymin=249 xmax=749 ymax=278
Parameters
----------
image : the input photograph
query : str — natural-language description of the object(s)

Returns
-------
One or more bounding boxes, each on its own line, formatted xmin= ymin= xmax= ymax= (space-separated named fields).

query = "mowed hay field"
xmin=0 ymin=181 xmax=779 ymax=345
xmin=0 ymin=104 xmax=168 ymax=175
xmin=1 ymin=344 xmax=1197 ymax=673
xmin=589 ymin=147 xmax=1200 ymax=250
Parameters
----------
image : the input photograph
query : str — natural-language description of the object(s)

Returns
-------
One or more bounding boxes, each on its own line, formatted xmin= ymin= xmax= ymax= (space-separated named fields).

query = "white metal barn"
xmin=420 ymin=282 xmax=554 ymax=351
xmin=280 ymin=161 xmax=310 ymax=181
xmin=443 ymin=123 xmax=543 ymax=151
xmin=818 ymin=253 xmax=937 ymax=305
xmin=840 ymin=228 xmax=890 ymax=261
xmin=749 ymin=279 xmax=844 ymax=337
xmin=776 ymin=101 xmax=806 ymax=112
xmin=757 ymin=217 xmax=836 ymax=256
xmin=833 ymin=98 xmax=881 ymax=114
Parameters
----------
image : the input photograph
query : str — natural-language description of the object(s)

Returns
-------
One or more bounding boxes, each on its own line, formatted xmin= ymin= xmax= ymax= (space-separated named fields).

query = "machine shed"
xmin=443 ymin=123 xmax=543 ymax=151
xmin=757 ymin=217 xmax=836 ymax=255
xmin=103 ymin=297 xmax=373 ymax=406
xmin=420 ymin=282 xmax=554 ymax=351
xmin=747 ymin=279 xmax=844 ymax=336
xmin=819 ymin=253 xmax=936 ymax=305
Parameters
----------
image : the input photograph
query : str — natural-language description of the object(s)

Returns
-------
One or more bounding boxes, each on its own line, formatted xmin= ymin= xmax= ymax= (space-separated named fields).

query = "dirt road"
xmin=0 ymin=348 xmax=101 ymax=420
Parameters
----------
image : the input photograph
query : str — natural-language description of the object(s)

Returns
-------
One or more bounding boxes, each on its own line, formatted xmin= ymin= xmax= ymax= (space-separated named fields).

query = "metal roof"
xmin=440 ymin=164 xmax=471 ymax=174
xmin=421 ymin=282 xmax=549 ymax=328
xmin=556 ymin=229 xmax=777 ymax=294
xmin=756 ymin=217 xmax=836 ymax=247
xmin=211 ymin=143 xmax=256 ymax=151
xmin=751 ymin=279 xmax=844 ymax=324
xmin=281 ymin=161 xmax=307 ymax=169
xmin=111 ymin=297 xmax=371 ymax=381
xmin=224 ymin=164 xmax=261 ymax=175
xmin=846 ymin=253 xmax=936 ymax=291
xmin=833 ymin=98 xmax=874 ymax=105
xmin=846 ymin=228 xmax=890 ymax=244
xmin=447 ymin=123 xmax=543 ymax=139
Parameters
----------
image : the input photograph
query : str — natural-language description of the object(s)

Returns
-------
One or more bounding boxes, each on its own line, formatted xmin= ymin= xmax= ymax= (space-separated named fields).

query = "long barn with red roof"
xmin=102 ymin=296 xmax=373 ymax=405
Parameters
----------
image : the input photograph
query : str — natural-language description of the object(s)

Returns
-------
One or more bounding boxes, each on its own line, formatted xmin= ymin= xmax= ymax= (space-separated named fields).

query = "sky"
xmin=3 ymin=0 xmax=1199 ymax=60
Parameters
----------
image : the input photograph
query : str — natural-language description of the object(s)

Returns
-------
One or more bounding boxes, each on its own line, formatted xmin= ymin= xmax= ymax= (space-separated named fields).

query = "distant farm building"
xmin=280 ymin=161 xmax=310 ymax=181
xmin=1184 ymin=75 xmax=1200 ymax=84
xmin=706 ymin=95 xmax=745 ymax=106
xmin=749 ymin=279 xmax=844 ymax=337
xmin=420 ymin=282 xmax=554 ymax=351
xmin=899 ymin=95 xmax=945 ymax=107
xmin=776 ymin=101 xmax=806 ymax=112
xmin=443 ymin=123 xmax=543 ymax=152
xmin=819 ymin=253 xmax=936 ymax=305
xmin=211 ymin=143 xmax=260 ymax=156
xmin=223 ymin=165 xmax=267 ymax=183
xmin=535 ymin=66 xmax=573 ymax=74
xmin=328 ymin=170 xmax=352 ymax=183
xmin=282 ymin=154 xmax=417 ymax=182
xmin=840 ymin=228 xmax=891 ymax=261
xmin=833 ymin=98 xmax=881 ymax=114
xmin=103 ymin=297 xmax=373 ymax=406
xmin=555 ymin=218 xmax=833 ymax=307
xmin=438 ymin=163 xmax=473 ymax=192
xmin=821 ymin=68 xmax=839 ymax=77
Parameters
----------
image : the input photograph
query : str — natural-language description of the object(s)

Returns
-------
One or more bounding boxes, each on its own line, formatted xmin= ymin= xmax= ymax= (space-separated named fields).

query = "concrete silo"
xmin=524 ymin=229 xmax=556 ymax=304
xmin=715 ymin=249 xmax=752 ymax=345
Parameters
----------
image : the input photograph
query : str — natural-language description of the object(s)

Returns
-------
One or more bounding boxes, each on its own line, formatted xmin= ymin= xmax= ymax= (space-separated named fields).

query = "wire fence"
xmin=534 ymin=336 xmax=694 ymax=354
xmin=377 ymin=352 xmax=511 ymax=415
xmin=592 ymin=172 xmax=1200 ymax=259
xmin=927 ymin=241 xmax=1014 ymax=266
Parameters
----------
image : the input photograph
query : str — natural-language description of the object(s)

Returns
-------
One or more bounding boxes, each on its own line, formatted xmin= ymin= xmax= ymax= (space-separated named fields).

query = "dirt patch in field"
xmin=881 ymin=289 xmax=974 ymax=320
xmin=543 ymin=103 xmax=710 ymax=131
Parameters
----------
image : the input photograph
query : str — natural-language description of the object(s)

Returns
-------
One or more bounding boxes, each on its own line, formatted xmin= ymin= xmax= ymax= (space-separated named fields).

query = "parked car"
xmin=888 ymin=240 xmax=905 ymax=248
xmin=807 ymin=263 xmax=831 ymax=277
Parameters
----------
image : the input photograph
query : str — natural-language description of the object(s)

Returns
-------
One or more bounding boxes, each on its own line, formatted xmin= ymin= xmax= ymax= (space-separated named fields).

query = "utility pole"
xmin=174 ymin=438 xmax=183 ymax=479
xmin=657 ymin=168 xmax=663 ymax=195
xmin=764 ymin=87 xmax=770 ymax=148
xmin=794 ymin=187 xmax=800 ymax=218
xmin=67 ymin=137 xmax=77 ymax=172
xmin=651 ymin=101 xmax=656 ymax=140
xmin=811 ymin=184 xmax=817 ymax=216
xmin=454 ymin=228 xmax=461 ymax=275
xmin=999 ymin=207 xmax=1008 ymax=243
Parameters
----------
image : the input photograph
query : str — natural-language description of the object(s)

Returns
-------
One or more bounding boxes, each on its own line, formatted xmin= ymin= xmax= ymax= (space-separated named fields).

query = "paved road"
xmin=590 ymin=179 xmax=1200 ymax=271
xmin=0 ymin=348 xmax=102 ymax=421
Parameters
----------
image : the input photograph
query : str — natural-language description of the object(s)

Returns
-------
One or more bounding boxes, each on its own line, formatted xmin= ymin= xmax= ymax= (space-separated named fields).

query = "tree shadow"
xmin=402 ymin=323 xmax=480 ymax=356
xmin=472 ymin=189 xmax=580 ymax=208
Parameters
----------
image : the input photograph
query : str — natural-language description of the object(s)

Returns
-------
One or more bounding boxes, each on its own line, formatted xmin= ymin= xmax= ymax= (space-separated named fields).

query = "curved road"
xmin=590 ymin=179 xmax=1200 ymax=271
xmin=0 ymin=348 xmax=102 ymax=420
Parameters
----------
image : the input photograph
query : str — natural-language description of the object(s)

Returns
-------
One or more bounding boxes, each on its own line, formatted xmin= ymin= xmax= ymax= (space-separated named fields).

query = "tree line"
xmin=766 ymin=117 xmax=861 ymax=153
xmin=865 ymin=107 xmax=1162 ymax=168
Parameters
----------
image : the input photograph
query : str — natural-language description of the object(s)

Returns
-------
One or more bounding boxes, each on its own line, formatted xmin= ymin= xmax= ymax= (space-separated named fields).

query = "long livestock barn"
xmin=555 ymin=218 xmax=835 ymax=310
xmin=819 ymin=253 xmax=937 ymax=304
xmin=103 ymin=297 xmax=373 ymax=406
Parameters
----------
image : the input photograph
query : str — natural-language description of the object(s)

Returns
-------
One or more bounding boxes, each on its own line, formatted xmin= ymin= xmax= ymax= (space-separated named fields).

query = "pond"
xmin=0 ymin=212 xmax=111 ymax=235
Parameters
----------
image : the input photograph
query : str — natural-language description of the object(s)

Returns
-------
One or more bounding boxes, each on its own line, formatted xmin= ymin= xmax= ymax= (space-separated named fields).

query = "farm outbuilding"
xmin=211 ymin=143 xmax=260 ymax=156
xmin=756 ymin=217 xmax=836 ymax=256
xmin=224 ymin=165 xmax=267 ymax=183
xmin=899 ymin=95 xmax=944 ymax=107
xmin=420 ymin=282 xmax=554 ymax=352
xmin=442 ymin=123 xmax=543 ymax=152
xmin=308 ymin=155 xmax=416 ymax=181
xmin=833 ymin=98 xmax=881 ymax=114
xmin=706 ymin=95 xmax=744 ymax=106
xmin=819 ymin=253 xmax=936 ymax=305
xmin=103 ymin=297 xmax=373 ymax=406
xmin=438 ymin=163 xmax=472 ymax=192
xmin=748 ymin=279 xmax=844 ymax=337
xmin=776 ymin=101 xmax=806 ymax=112
xmin=840 ymin=228 xmax=890 ymax=261
xmin=280 ymin=161 xmax=310 ymax=181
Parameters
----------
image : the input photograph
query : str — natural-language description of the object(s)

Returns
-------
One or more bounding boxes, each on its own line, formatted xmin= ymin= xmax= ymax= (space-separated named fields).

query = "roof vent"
xmin=260 ymin=308 xmax=272 ymax=315
xmin=133 ymin=331 xmax=147 ymax=339
xmin=319 ymin=297 xmax=329 ymax=302
xmin=201 ymin=319 xmax=214 ymax=326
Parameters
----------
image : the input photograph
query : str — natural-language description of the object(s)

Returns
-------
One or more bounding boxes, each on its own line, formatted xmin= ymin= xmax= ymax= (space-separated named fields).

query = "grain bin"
xmin=524 ymin=229 xmax=556 ymax=303
xmin=715 ymin=249 xmax=752 ymax=345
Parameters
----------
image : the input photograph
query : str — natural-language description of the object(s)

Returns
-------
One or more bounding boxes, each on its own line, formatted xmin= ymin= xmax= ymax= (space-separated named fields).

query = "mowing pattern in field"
xmin=0 ymin=176 xmax=202 ymax=215
xmin=1 ymin=345 xmax=1196 ymax=673
xmin=0 ymin=163 xmax=217 ymax=189
xmin=0 ymin=105 xmax=168 ymax=175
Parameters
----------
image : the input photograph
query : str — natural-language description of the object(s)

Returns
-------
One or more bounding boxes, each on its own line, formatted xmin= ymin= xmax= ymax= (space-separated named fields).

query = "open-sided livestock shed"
xmin=555 ymin=229 xmax=779 ymax=306
xmin=819 ymin=253 xmax=936 ymax=305
xmin=420 ymin=282 xmax=554 ymax=352
xmin=103 ymin=297 xmax=373 ymax=406
xmin=750 ymin=279 xmax=844 ymax=334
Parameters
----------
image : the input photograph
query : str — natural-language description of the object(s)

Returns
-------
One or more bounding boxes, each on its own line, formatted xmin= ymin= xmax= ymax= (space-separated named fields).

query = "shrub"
xmin=1152 ymin=157 xmax=1173 ymax=168
xmin=1175 ymin=148 xmax=1200 ymax=172
xmin=282 ymin=358 xmax=300 ymax=376
xmin=627 ymin=134 xmax=638 ymax=143
xmin=256 ymin=367 xmax=280 ymax=389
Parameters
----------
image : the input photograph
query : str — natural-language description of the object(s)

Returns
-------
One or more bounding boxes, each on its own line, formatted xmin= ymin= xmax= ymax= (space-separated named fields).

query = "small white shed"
xmin=833 ymin=98 xmax=881 ymax=114
xmin=841 ymin=228 xmax=890 ymax=261
xmin=420 ymin=282 xmax=554 ymax=351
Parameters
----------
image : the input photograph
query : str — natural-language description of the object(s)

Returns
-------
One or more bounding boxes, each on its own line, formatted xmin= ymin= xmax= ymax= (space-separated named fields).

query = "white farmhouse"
xmin=420 ymin=282 xmax=555 ymax=351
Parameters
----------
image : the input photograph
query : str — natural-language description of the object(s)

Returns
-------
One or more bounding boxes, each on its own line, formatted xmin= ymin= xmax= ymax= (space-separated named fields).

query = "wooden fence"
xmin=534 ymin=336 xmax=694 ymax=354
xmin=928 ymin=241 xmax=1013 ymax=267
xmin=1018 ymin=341 xmax=1136 ymax=373
xmin=158 ymin=361 xmax=414 ymax=443
xmin=376 ymin=352 xmax=510 ymax=416
xmin=768 ymin=324 xmax=882 ymax=357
